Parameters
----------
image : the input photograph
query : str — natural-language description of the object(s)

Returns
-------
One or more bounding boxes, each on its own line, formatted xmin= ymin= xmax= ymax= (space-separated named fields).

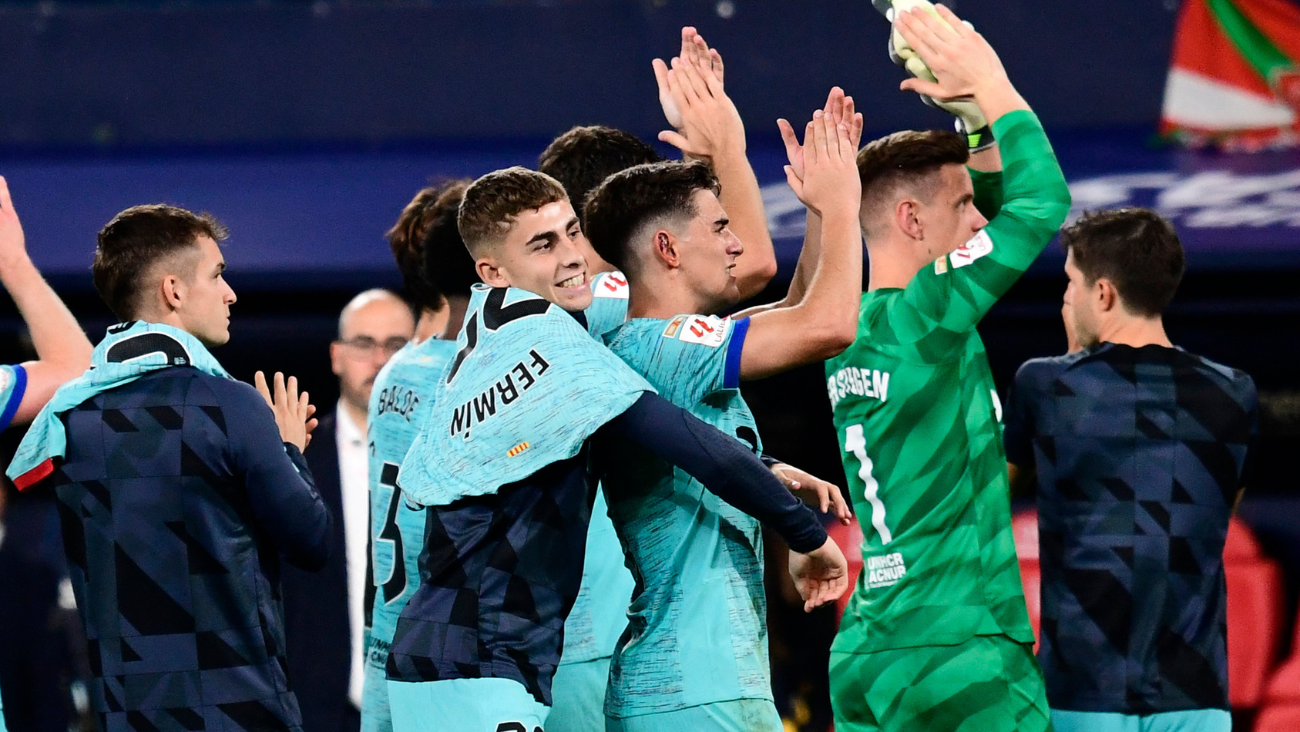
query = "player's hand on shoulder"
xmin=653 ymin=28 xmax=744 ymax=160
xmin=780 ymin=87 xmax=862 ymax=217
xmin=0 ymin=177 xmax=31 ymax=271
xmin=771 ymin=462 xmax=853 ymax=525
xmin=894 ymin=4 xmax=1009 ymax=103
xmin=254 ymin=371 xmax=318 ymax=452
xmin=788 ymin=537 xmax=850 ymax=613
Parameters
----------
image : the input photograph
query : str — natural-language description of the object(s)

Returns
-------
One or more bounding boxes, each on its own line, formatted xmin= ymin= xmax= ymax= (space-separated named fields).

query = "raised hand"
xmin=779 ymin=88 xmax=862 ymax=182
xmin=780 ymin=90 xmax=862 ymax=217
xmin=788 ymin=538 xmax=850 ymax=613
xmin=893 ymin=4 xmax=1025 ymax=121
xmin=653 ymin=31 xmax=745 ymax=160
xmin=771 ymin=462 xmax=853 ymax=525
xmin=0 ymin=177 xmax=30 ymax=272
xmin=656 ymin=27 xmax=726 ymax=130
xmin=255 ymin=371 xmax=319 ymax=452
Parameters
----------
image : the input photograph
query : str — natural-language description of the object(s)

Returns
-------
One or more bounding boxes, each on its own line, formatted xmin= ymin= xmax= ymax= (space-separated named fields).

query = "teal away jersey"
xmin=555 ymin=269 xmax=636 ymax=667
xmin=365 ymin=339 xmax=454 ymax=652
xmin=600 ymin=314 xmax=771 ymax=718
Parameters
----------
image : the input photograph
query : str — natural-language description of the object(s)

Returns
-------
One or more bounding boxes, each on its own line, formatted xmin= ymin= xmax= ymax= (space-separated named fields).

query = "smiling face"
xmin=476 ymin=199 xmax=593 ymax=312
xmin=670 ymin=189 xmax=745 ymax=312
xmin=173 ymin=235 xmax=237 ymax=346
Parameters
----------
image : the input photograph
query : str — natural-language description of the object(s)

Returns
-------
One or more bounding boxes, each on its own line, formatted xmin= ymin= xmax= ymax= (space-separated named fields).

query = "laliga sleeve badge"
xmin=593 ymin=272 xmax=630 ymax=299
xmin=950 ymin=229 xmax=994 ymax=269
xmin=679 ymin=315 xmax=729 ymax=348
xmin=662 ymin=315 xmax=688 ymax=339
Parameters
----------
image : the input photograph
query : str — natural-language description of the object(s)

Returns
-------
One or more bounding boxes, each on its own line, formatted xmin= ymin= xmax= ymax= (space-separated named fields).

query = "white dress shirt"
xmin=335 ymin=402 xmax=369 ymax=709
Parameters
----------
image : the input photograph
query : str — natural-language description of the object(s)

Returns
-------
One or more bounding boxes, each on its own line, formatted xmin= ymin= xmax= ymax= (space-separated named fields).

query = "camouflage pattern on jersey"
xmin=826 ymin=110 xmax=1071 ymax=656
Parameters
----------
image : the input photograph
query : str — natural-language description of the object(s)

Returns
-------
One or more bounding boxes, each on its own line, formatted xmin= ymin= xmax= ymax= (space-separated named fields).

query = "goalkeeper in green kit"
xmin=826 ymin=4 xmax=1070 ymax=731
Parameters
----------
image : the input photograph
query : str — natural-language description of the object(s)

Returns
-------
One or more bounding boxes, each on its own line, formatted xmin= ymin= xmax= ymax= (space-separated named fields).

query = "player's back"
xmin=599 ymin=314 xmax=771 ymax=717
xmin=826 ymin=290 xmax=1033 ymax=654
xmin=53 ymin=368 xmax=316 ymax=731
xmin=1007 ymin=343 xmax=1257 ymax=712
xmin=361 ymin=339 xmax=453 ymax=732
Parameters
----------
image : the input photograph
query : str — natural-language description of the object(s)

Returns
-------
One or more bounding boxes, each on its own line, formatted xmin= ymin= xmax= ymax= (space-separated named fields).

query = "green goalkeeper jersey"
xmin=826 ymin=110 xmax=1071 ymax=654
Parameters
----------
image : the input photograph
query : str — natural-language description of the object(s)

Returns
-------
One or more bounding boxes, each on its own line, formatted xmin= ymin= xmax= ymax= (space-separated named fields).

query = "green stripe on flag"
xmin=1204 ymin=0 xmax=1294 ymax=80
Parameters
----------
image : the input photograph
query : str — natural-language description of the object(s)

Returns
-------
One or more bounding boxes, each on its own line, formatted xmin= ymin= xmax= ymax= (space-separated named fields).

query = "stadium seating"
xmin=829 ymin=519 xmax=864 ymax=622
xmin=1224 ymin=519 xmax=1285 ymax=709
xmin=1253 ymin=702 xmax=1300 ymax=732
xmin=1264 ymin=583 xmax=1300 ymax=703
xmin=1012 ymin=508 xmax=1039 ymax=561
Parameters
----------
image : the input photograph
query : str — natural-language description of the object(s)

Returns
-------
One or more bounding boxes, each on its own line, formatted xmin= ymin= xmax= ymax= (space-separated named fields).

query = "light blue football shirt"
xmin=557 ymin=269 xmax=635 ymax=667
xmin=396 ymin=285 xmax=652 ymax=508
xmin=586 ymin=270 xmax=629 ymax=340
xmin=366 ymin=339 xmax=454 ymax=650
xmin=0 ymin=364 xmax=28 ymax=432
xmin=599 ymin=314 xmax=773 ymax=718
xmin=362 ymin=338 xmax=453 ymax=732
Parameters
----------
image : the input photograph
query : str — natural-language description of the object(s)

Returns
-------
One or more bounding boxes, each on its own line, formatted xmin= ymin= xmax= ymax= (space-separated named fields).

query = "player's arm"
xmin=231 ymin=372 xmax=331 ymax=570
xmin=653 ymin=28 xmax=777 ymax=300
xmin=0 ymin=177 xmax=93 ymax=427
xmin=601 ymin=392 xmax=849 ymax=611
xmin=880 ymin=7 xmax=1071 ymax=346
xmin=736 ymin=92 xmax=864 ymax=380
xmin=1003 ymin=361 xmax=1042 ymax=498
xmin=735 ymin=92 xmax=865 ymax=318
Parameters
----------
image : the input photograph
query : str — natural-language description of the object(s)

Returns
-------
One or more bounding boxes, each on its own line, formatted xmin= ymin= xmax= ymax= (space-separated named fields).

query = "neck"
xmin=440 ymin=297 xmax=469 ymax=340
xmin=1097 ymin=314 xmax=1172 ymax=349
xmin=865 ymin=237 xmax=926 ymax=291
xmin=341 ymin=398 xmax=368 ymax=434
xmin=412 ymin=309 xmax=442 ymax=343
xmin=627 ymin=271 xmax=711 ymax=319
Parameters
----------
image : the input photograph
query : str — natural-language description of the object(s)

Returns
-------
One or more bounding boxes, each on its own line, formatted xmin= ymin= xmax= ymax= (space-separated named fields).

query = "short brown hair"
xmin=93 ymin=204 xmax=228 ymax=321
xmin=856 ymin=129 xmax=969 ymax=227
xmin=538 ymin=126 xmax=662 ymax=215
xmin=1062 ymin=208 xmax=1185 ymax=317
xmin=457 ymin=167 xmax=569 ymax=255
xmin=386 ymin=179 xmax=476 ymax=310
xmin=583 ymin=160 xmax=721 ymax=275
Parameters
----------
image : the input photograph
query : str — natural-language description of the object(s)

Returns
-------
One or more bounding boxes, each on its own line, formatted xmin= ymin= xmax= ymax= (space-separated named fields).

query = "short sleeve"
xmin=1002 ymin=362 xmax=1040 ymax=467
xmin=627 ymin=315 xmax=749 ymax=407
xmin=585 ymin=271 xmax=630 ymax=340
xmin=0 ymin=365 xmax=28 ymax=432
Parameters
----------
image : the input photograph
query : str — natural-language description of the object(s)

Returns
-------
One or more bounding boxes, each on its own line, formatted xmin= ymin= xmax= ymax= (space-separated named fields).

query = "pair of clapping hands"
xmin=652 ymin=4 xmax=1010 ymax=223
xmin=254 ymin=371 xmax=317 ymax=453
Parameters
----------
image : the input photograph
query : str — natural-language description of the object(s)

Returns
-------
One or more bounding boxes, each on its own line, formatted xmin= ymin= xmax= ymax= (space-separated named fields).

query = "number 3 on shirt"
xmin=375 ymin=462 xmax=407 ymax=604
xmin=844 ymin=425 xmax=892 ymax=545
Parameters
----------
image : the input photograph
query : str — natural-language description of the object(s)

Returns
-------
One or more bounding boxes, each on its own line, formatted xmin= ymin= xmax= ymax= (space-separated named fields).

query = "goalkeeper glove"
xmin=885 ymin=0 xmax=995 ymax=152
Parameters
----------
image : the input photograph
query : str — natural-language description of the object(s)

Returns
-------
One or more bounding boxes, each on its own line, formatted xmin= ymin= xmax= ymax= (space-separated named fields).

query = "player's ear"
xmin=476 ymin=257 xmax=509 ymax=288
xmin=160 ymin=273 xmax=184 ymax=312
xmin=653 ymin=229 xmax=681 ymax=268
xmin=895 ymin=199 xmax=923 ymax=241
xmin=1096 ymin=277 xmax=1118 ymax=313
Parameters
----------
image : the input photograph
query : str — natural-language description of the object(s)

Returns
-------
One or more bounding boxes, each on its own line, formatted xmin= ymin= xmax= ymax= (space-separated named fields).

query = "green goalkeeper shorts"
xmin=830 ymin=634 xmax=1052 ymax=732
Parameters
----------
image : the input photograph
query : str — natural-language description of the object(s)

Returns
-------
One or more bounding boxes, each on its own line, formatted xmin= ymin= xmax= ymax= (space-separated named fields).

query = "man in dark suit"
xmin=281 ymin=290 xmax=413 ymax=732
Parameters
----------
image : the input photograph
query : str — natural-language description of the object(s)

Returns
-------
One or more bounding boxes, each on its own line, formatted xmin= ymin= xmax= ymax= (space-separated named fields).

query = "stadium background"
xmin=0 ymin=0 xmax=1297 ymax=729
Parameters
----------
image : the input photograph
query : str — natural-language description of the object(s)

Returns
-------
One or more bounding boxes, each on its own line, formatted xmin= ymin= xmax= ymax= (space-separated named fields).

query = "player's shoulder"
xmin=611 ymin=313 xmax=732 ymax=346
xmin=1177 ymin=349 xmax=1258 ymax=407
xmin=590 ymin=270 xmax=630 ymax=300
xmin=1013 ymin=352 xmax=1082 ymax=392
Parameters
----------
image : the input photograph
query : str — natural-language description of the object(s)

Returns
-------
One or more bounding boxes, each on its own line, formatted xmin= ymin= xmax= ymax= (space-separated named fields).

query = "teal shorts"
xmin=1050 ymin=709 xmax=1232 ymax=732
xmin=548 ymin=657 xmax=610 ymax=732
xmin=359 ymin=640 xmax=392 ymax=732
xmin=605 ymin=699 xmax=782 ymax=732
xmin=387 ymin=678 xmax=548 ymax=732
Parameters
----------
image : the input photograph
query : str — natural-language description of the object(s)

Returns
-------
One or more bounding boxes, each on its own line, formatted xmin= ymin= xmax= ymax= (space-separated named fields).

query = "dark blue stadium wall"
xmin=0 ymin=0 xmax=1178 ymax=147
